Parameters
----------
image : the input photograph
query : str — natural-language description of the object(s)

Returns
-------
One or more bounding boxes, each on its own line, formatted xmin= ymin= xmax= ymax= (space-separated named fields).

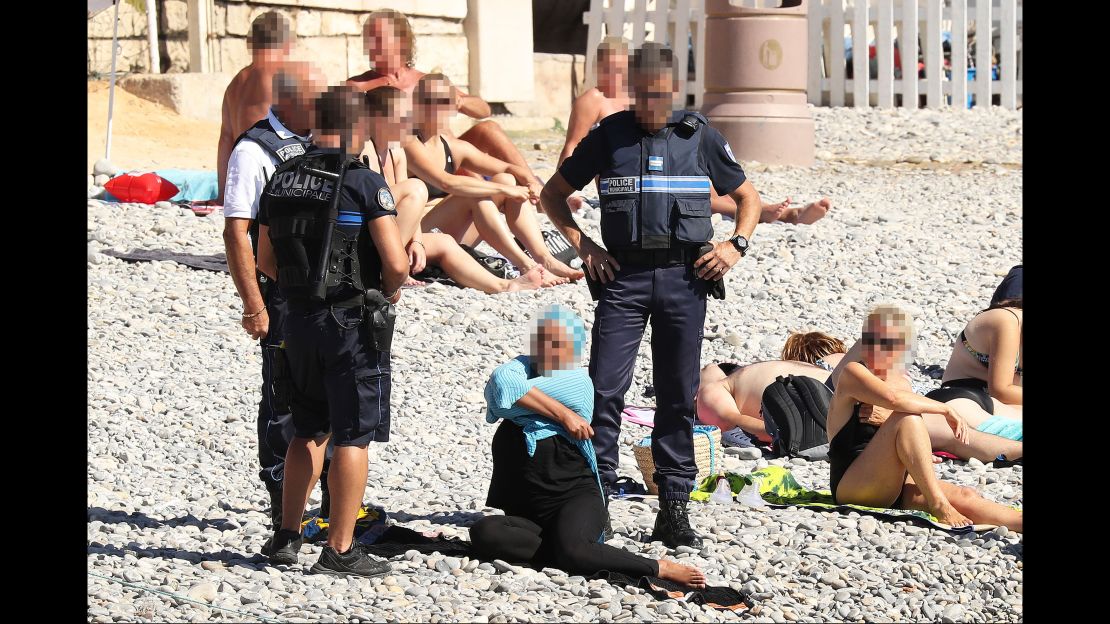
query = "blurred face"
xmin=860 ymin=320 xmax=908 ymax=373
xmin=597 ymin=51 xmax=629 ymax=98
xmin=532 ymin=321 xmax=576 ymax=373
xmin=632 ymin=70 xmax=675 ymax=131
xmin=416 ymin=80 xmax=454 ymax=130
xmin=365 ymin=18 xmax=406 ymax=71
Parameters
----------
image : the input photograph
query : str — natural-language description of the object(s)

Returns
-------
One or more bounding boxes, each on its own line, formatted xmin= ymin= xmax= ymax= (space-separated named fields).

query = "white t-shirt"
xmin=222 ymin=110 xmax=312 ymax=220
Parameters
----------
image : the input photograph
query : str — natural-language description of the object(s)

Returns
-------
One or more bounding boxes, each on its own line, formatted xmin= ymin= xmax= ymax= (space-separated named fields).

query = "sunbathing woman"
xmin=827 ymin=305 xmax=1021 ymax=531
xmin=472 ymin=305 xmax=706 ymax=586
xmin=406 ymin=74 xmax=583 ymax=282
xmin=827 ymin=331 xmax=1021 ymax=462
xmin=363 ymin=87 xmax=548 ymax=293
xmin=932 ymin=297 xmax=1023 ymax=410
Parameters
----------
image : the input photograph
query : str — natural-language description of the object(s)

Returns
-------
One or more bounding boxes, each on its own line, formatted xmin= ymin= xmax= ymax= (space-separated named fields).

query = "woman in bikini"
xmin=406 ymin=74 xmax=583 ymax=282
xmin=827 ymin=305 xmax=1021 ymax=531
xmin=930 ymin=297 xmax=1023 ymax=411
xmin=362 ymin=87 xmax=549 ymax=294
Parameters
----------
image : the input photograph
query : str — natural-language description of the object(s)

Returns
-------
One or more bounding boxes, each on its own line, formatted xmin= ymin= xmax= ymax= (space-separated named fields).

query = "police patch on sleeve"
xmin=377 ymin=187 xmax=396 ymax=211
xmin=723 ymin=141 xmax=738 ymax=164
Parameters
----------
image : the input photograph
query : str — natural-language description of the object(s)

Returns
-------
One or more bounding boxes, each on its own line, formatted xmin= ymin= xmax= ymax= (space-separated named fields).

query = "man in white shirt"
xmin=222 ymin=62 xmax=327 ymax=528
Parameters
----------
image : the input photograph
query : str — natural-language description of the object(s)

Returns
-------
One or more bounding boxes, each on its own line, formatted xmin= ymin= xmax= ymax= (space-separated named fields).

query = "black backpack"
xmin=761 ymin=375 xmax=833 ymax=460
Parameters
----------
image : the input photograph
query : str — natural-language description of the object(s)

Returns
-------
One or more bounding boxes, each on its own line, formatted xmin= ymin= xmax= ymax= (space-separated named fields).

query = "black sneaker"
xmin=309 ymin=542 xmax=392 ymax=578
xmin=261 ymin=529 xmax=303 ymax=565
xmin=651 ymin=499 xmax=704 ymax=549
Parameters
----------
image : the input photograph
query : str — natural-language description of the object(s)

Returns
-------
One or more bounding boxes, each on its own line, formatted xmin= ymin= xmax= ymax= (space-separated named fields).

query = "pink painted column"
xmin=701 ymin=0 xmax=814 ymax=166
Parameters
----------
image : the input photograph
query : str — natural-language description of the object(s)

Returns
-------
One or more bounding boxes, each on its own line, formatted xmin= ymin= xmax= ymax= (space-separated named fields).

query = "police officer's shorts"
xmin=281 ymin=305 xmax=392 ymax=446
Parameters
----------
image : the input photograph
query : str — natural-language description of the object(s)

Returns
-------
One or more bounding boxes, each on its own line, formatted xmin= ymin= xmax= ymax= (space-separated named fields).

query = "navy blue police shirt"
xmin=559 ymin=110 xmax=747 ymax=198
xmin=258 ymin=147 xmax=397 ymax=301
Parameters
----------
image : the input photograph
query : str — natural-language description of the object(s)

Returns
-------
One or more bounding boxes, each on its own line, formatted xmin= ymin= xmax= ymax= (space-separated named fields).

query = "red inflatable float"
xmin=103 ymin=172 xmax=180 ymax=204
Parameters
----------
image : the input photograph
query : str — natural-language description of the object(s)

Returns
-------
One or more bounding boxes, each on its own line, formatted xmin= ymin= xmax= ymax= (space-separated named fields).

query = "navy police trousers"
xmin=588 ymin=262 xmax=708 ymax=501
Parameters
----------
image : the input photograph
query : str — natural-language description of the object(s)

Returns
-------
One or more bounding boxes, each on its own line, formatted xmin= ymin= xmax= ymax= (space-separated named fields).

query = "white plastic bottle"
xmin=710 ymin=476 xmax=734 ymax=504
xmin=736 ymin=476 xmax=767 ymax=510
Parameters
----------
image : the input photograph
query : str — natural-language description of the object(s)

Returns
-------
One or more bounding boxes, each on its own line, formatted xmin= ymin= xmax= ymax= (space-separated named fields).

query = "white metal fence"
xmin=583 ymin=0 xmax=706 ymax=109
xmin=583 ymin=0 xmax=1021 ymax=109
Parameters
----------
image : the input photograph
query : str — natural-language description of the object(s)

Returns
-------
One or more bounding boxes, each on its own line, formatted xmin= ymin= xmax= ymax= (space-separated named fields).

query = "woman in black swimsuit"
xmin=827 ymin=305 xmax=1022 ymax=532
xmin=404 ymin=74 xmax=584 ymax=284
xmin=363 ymin=87 xmax=547 ymax=294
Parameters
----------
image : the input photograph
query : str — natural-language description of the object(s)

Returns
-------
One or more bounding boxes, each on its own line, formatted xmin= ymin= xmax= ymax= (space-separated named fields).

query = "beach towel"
xmin=690 ymin=466 xmax=1001 ymax=533
xmin=622 ymin=406 xmax=656 ymax=428
xmin=153 ymin=169 xmax=220 ymax=202
xmin=101 ymin=248 xmax=229 ymax=273
xmin=360 ymin=526 xmax=753 ymax=611
xmin=299 ymin=504 xmax=392 ymax=545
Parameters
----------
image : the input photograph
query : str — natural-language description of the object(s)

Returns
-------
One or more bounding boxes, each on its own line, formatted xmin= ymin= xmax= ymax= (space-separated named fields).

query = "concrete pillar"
xmin=187 ymin=0 xmax=210 ymax=73
xmin=701 ymin=0 xmax=813 ymax=166
xmin=464 ymin=0 xmax=534 ymax=103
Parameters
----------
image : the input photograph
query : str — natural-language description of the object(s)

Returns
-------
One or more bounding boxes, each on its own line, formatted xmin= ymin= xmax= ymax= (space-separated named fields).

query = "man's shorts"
xmin=281 ymin=305 xmax=392 ymax=446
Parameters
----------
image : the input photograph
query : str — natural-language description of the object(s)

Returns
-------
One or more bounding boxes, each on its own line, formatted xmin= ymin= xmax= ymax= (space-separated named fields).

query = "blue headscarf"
xmin=534 ymin=304 xmax=587 ymax=366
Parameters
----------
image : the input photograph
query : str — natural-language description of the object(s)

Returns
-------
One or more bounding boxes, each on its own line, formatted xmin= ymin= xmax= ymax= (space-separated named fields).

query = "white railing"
xmin=584 ymin=0 xmax=1021 ymax=110
xmin=583 ymin=0 xmax=706 ymax=109
xmin=809 ymin=0 xmax=1022 ymax=108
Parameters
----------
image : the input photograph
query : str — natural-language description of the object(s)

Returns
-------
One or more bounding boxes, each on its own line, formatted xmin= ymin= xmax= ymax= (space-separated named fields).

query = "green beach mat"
xmin=691 ymin=465 xmax=1007 ymax=533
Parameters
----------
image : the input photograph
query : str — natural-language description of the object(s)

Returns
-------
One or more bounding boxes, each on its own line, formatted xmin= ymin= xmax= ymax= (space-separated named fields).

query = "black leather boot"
xmin=651 ymin=498 xmax=703 ymax=549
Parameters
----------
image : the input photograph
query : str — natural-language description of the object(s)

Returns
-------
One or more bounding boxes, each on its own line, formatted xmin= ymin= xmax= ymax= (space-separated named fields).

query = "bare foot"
xmin=538 ymin=267 xmax=569 ymax=288
xmin=566 ymin=195 xmax=585 ymax=213
xmin=932 ymin=455 xmax=945 ymax=465
xmin=505 ymin=264 xmax=546 ymax=292
xmin=657 ymin=559 xmax=707 ymax=589
xmin=931 ymin=501 xmax=973 ymax=529
xmin=797 ymin=197 xmax=831 ymax=225
xmin=759 ymin=198 xmax=790 ymax=223
xmin=541 ymin=255 xmax=585 ymax=281
xmin=403 ymin=276 xmax=426 ymax=287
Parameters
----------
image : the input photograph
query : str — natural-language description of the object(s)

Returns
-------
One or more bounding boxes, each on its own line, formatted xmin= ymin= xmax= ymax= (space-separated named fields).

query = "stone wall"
xmin=88 ymin=0 xmax=470 ymax=91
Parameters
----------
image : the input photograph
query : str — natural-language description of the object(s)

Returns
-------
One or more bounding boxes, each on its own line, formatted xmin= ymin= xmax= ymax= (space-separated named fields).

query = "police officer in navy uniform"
xmin=255 ymin=85 xmax=410 ymax=577
xmin=222 ymin=65 xmax=329 ymax=530
xmin=540 ymin=43 xmax=762 ymax=548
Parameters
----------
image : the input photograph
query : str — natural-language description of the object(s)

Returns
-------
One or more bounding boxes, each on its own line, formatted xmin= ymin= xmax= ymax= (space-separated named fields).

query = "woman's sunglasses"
xmin=861 ymin=332 xmax=905 ymax=350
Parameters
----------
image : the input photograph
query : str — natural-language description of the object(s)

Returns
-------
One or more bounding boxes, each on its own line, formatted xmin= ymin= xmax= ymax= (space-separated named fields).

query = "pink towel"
xmin=622 ymin=406 xmax=656 ymax=428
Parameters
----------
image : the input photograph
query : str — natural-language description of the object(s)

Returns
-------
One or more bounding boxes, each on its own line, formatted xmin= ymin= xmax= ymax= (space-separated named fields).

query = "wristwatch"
xmin=728 ymin=235 xmax=749 ymax=256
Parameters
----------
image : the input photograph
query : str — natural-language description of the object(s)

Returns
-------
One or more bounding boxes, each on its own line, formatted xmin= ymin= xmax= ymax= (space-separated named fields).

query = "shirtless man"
xmin=556 ymin=36 xmax=832 ymax=224
xmin=216 ymin=11 xmax=295 ymax=205
xmin=346 ymin=9 xmax=545 ymax=194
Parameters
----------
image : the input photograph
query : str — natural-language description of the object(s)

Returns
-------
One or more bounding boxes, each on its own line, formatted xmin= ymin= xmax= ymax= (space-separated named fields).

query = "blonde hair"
xmin=597 ymin=36 xmax=629 ymax=61
xmin=365 ymin=9 xmax=417 ymax=68
xmin=781 ymin=331 xmax=847 ymax=364
xmin=864 ymin=304 xmax=917 ymax=369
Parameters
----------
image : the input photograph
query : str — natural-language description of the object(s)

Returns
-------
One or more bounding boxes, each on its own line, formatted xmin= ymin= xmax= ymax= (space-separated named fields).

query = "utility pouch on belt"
xmin=269 ymin=341 xmax=293 ymax=414
xmin=697 ymin=244 xmax=727 ymax=300
xmin=362 ymin=290 xmax=398 ymax=353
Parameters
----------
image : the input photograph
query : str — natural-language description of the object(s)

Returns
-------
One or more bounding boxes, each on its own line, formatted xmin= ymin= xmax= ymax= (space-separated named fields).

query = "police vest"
xmin=234 ymin=118 xmax=312 ymax=163
xmin=234 ymin=118 xmax=314 ymax=259
xmin=260 ymin=150 xmax=382 ymax=303
xmin=597 ymin=111 xmax=714 ymax=250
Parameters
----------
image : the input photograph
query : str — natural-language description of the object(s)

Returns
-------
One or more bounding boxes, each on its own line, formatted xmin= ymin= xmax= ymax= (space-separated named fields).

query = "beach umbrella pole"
xmin=105 ymin=0 xmax=120 ymax=162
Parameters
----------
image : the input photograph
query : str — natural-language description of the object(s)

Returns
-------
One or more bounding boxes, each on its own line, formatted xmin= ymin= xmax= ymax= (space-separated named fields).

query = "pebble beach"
xmin=87 ymin=104 xmax=1022 ymax=622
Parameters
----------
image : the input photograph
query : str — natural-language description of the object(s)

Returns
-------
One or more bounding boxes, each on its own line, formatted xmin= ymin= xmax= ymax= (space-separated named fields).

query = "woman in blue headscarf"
xmin=471 ymin=305 xmax=706 ymax=587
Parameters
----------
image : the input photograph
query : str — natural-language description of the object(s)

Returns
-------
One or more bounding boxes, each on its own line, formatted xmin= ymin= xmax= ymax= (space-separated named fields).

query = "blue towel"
xmin=976 ymin=416 xmax=1022 ymax=441
xmin=153 ymin=169 xmax=219 ymax=202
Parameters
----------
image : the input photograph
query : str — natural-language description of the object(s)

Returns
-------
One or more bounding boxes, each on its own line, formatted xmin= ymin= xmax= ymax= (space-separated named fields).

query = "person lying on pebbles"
xmin=826 ymin=305 xmax=1022 ymax=532
xmin=695 ymin=331 xmax=847 ymax=443
xmin=472 ymin=305 xmax=707 ymax=587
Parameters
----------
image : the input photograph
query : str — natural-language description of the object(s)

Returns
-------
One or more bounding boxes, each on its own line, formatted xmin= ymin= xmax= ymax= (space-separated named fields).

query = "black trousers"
xmin=470 ymin=491 xmax=658 ymax=578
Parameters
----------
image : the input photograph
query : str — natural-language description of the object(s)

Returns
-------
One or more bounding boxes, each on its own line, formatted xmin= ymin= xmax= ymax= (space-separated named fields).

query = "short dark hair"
xmin=315 ymin=85 xmax=365 ymax=134
xmin=248 ymin=11 xmax=293 ymax=51
xmin=365 ymin=86 xmax=405 ymax=117
xmin=631 ymin=42 xmax=676 ymax=81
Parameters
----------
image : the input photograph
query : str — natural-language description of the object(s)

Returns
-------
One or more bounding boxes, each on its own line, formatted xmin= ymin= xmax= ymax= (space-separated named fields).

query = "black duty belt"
xmin=285 ymin=292 xmax=376 ymax=312
xmin=611 ymin=246 xmax=703 ymax=267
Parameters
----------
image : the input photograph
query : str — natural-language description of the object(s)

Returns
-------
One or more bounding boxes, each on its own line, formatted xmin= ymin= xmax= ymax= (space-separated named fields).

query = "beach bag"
xmin=761 ymin=375 xmax=832 ymax=460
xmin=633 ymin=425 xmax=721 ymax=495
xmin=459 ymin=244 xmax=518 ymax=279
xmin=104 ymin=172 xmax=180 ymax=204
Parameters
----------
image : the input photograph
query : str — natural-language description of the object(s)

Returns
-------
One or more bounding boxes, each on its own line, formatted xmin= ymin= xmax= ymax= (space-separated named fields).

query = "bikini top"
xmin=414 ymin=133 xmax=455 ymax=200
xmin=368 ymin=138 xmax=402 ymax=182
xmin=960 ymin=308 xmax=1022 ymax=376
